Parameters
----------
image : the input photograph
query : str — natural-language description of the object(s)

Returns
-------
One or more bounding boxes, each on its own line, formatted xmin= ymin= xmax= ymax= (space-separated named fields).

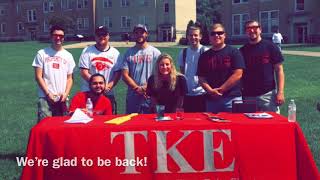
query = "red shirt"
xmin=69 ymin=91 xmax=112 ymax=115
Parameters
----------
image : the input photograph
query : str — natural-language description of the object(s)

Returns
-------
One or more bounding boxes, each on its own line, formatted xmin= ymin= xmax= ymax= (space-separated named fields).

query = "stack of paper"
xmin=64 ymin=109 xmax=93 ymax=124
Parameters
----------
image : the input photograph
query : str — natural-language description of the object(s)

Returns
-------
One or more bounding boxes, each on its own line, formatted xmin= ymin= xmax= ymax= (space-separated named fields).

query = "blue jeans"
xmin=206 ymin=96 xmax=242 ymax=113
xmin=243 ymin=90 xmax=280 ymax=113
xmin=105 ymin=94 xmax=117 ymax=115
xmin=126 ymin=90 xmax=151 ymax=114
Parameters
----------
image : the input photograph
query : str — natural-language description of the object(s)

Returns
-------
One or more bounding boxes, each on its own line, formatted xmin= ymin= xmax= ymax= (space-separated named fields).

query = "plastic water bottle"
xmin=288 ymin=99 xmax=296 ymax=122
xmin=86 ymin=98 xmax=93 ymax=117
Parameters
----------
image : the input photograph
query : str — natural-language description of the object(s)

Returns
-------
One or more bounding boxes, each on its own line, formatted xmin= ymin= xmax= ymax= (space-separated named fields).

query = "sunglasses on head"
xmin=246 ymin=26 xmax=260 ymax=31
xmin=210 ymin=31 xmax=225 ymax=36
xmin=52 ymin=34 xmax=64 ymax=38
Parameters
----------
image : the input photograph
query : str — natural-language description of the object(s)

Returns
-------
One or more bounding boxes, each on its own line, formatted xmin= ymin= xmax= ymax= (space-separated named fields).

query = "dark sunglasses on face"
xmin=52 ymin=34 xmax=64 ymax=38
xmin=246 ymin=26 xmax=260 ymax=31
xmin=210 ymin=31 xmax=225 ymax=36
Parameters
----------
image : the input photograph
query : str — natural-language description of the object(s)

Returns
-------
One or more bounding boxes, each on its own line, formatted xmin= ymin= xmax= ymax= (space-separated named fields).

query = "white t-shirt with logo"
xmin=177 ymin=45 xmax=208 ymax=96
xmin=32 ymin=47 xmax=76 ymax=98
xmin=78 ymin=45 xmax=122 ymax=95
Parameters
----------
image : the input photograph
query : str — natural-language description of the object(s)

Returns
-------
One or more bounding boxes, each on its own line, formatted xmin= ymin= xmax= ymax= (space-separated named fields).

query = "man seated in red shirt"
xmin=69 ymin=73 xmax=112 ymax=115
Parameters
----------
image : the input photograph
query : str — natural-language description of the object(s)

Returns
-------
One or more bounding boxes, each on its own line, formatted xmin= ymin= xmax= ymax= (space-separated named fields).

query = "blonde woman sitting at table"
xmin=146 ymin=54 xmax=187 ymax=113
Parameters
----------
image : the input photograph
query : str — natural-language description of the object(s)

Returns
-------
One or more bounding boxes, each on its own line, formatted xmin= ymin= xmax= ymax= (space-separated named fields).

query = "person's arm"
xmin=199 ymin=76 xmax=222 ymax=97
xmin=150 ymin=96 xmax=158 ymax=113
xmin=122 ymin=69 xmax=145 ymax=95
xmin=105 ymin=71 xmax=121 ymax=92
xmin=274 ymin=63 xmax=285 ymax=105
xmin=61 ymin=74 xmax=73 ymax=102
xmin=80 ymin=68 xmax=91 ymax=82
xmin=34 ymin=67 xmax=55 ymax=103
xmin=219 ymin=69 xmax=243 ymax=94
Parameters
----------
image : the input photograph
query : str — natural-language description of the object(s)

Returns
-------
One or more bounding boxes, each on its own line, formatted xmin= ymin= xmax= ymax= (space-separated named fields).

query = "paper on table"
xmin=105 ymin=113 xmax=138 ymax=125
xmin=64 ymin=108 xmax=93 ymax=124
xmin=244 ymin=112 xmax=273 ymax=119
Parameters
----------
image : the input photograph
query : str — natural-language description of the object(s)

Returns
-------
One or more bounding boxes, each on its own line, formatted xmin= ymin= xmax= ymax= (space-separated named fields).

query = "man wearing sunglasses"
xmin=69 ymin=73 xmax=112 ymax=115
xmin=240 ymin=20 xmax=285 ymax=113
xmin=79 ymin=26 xmax=122 ymax=114
xmin=32 ymin=25 xmax=76 ymax=122
xmin=197 ymin=23 xmax=245 ymax=113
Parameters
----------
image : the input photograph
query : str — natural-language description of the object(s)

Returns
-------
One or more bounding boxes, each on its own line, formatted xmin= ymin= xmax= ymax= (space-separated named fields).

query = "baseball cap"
xmin=133 ymin=24 xmax=148 ymax=33
xmin=95 ymin=26 xmax=109 ymax=36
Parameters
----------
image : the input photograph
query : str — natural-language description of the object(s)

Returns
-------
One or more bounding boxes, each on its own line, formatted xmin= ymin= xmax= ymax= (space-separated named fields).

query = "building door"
xmin=31 ymin=31 xmax=36 ymax=41
xmin=296 ymin=24 xmax=308 ymax=43
xmin=162 ymin=29 xmax=172 ymax=42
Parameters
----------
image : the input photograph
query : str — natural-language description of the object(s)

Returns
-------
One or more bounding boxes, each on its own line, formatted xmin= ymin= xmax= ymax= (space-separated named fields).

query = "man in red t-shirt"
xmin=69 ymin=74 xmax=112 ymax=115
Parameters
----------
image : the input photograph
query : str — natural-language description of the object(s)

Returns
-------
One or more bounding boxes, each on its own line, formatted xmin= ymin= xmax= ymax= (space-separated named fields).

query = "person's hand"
xmin=276 ymin=92 xmax=285 ymax=105
xmin=208 ymin=87 xmax=223 ymax=98
xmin=134 ymin=86 xmax=145 ymax=95
xmin=60 ymin=93 xmax=68 ymax=102
xmin=47 ymin=92 xmax=57 ymax=103
xmin=105 ymin=82 xmax=113 ymax=93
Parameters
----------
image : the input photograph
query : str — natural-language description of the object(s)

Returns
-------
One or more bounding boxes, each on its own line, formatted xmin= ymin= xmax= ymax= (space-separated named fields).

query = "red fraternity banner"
xmin=21 ymin=113 xmax=319 ymax=180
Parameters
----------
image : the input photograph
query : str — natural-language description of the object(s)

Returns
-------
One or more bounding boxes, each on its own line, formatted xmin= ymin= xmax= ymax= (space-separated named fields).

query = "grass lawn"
xmin=0 ymin=42 xmax=319 ymax=179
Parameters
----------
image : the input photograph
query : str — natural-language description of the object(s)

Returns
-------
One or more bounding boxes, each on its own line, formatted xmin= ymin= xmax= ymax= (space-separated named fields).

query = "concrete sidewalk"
xmin=63 ymin=41 xmax=181 ymax=49
xmin=282 ymin=50 xmax=320 ymax=57
xmin=64 ymin=42 xmax=320 ymax=57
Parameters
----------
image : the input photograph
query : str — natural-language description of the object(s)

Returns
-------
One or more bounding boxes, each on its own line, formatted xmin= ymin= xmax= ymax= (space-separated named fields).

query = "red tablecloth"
xmin=21 ymin=113 xmax=319 ymax=180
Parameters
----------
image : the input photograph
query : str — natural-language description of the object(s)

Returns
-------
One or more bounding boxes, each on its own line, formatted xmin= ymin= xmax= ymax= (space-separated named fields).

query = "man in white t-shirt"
xmin=272 ymin=28 xmax=283 ymax=51
xmin=79 ymin=26 xmax=122 ymax=114
xmin=178 ymin=25 xmax=208 ymax=112
xmin=32 ymin=25 xmax=76 ymax=122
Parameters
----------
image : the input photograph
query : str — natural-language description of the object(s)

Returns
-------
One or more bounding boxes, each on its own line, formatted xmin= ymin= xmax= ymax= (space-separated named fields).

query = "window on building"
xmin=260 ymin=10 xmax=279 ymax=34
xmin=61 ymin=0 xmax=72 ymax=10
xmin=17 ymin=22 xmax=24 ymax=33
xmin=164 ymin=2 xmax=169 ymax=12
xmin=0 ymin=7 xmax=6 ymax=16
xmin=77 ymin=0 xmax=88 ymax=9
xmin=138 ymin=16 xmax=147 ymax=27
xmin=232 ymin=13 xmax=249 ymax=35
xmin=295 ymin=0 xmax=304 ymax=11
xmin=233 ymin=0 xmax=248 ymax=4
xmin=0 ymin=23 xmax=6 ymax=34
xmin=121 ymin=16 xmax=131 ymax=28
xmin=103 ymin=0 xmax=112 ymax=8
xmin=16 ymin=4 xmax=20 ymax=14
xmin=139 ymin=0 xmax=148 ymax=6
xmin=43 ymin=19 xmax=49 ymax=32
xmin=121 ymin=0 xmax=129 ymax=7
xmin=104 ymin=17 xmax=112 ymax=28
xmin=43 ymin=1 xmax=54 ymax=12
xmin=77 ymin=18 xmax=89 ymax=30
xmin=27 ymin=10 xmax=37 ymax=22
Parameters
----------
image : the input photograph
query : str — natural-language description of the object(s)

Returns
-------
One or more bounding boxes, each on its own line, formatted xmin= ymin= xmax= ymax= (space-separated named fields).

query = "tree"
xmin=185 ymin=20 xmax=195 ymax=43
xmin=49 ymin=15 xmax=75 ymax=34
xmin=197 ymin=0 xmax=222 ymax=27
xmin=197 ymin=0 xmax=222 ymax=45
xmin=201 ymin=23 xmax=210 ymax=45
